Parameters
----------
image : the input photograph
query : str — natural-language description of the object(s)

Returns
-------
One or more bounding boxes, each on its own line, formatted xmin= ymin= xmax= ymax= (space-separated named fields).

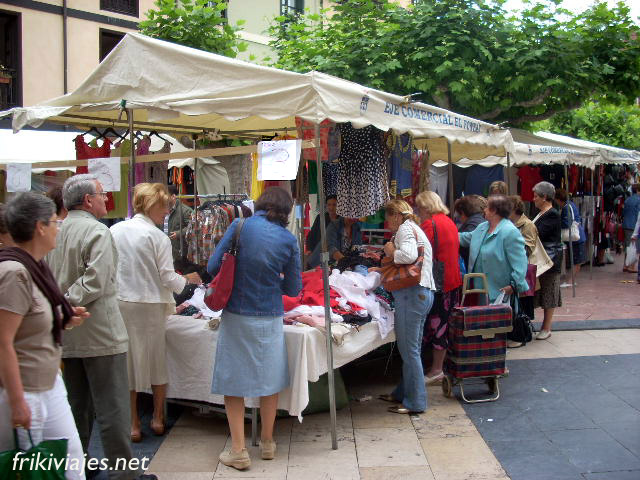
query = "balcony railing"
xmin=0 ymin=68 xmax=19 ymax=110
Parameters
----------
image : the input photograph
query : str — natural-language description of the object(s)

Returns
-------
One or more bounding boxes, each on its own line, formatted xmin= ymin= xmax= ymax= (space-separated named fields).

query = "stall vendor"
xmin=306 ymin=217 xmax=362 ymax=269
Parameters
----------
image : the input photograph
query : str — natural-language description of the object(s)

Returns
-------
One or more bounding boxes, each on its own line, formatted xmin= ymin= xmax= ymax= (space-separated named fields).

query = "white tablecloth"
xmin=162 ymin=315 xmax=395 ymax=419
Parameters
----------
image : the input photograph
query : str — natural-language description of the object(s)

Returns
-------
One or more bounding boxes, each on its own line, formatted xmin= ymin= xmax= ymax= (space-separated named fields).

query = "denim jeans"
xmin=392 ymin=285 xmax=434 ymax=412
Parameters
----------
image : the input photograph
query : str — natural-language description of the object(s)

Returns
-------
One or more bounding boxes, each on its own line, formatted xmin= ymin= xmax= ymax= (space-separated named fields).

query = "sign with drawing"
xmin=88 ymin=157 xmax=121 ymax=192
xmin=6 ymin=163 xmax=31 ymax=192
xmin=257 ymin=140 xmax=302 ymax=181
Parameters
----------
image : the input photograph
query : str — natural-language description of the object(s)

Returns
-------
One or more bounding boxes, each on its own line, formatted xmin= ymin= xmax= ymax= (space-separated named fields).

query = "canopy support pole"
xmin=589 ymin=168 xmax=595 ymax=280
xmin=127 ymin=109 xmax=135 ymax=216
xmin=315 ymin=123 xmax=337 ymax=450
xmin=564 ymin=163 xmax=576 ymax=297
xmin=447 ymin=141 xmax=454 ymax=218
xmin=506 ymin=152 xmax=511 ymax=195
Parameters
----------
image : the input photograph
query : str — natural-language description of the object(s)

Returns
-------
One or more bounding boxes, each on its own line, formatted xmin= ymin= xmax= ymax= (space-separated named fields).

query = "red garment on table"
xmin=74 ymin=136 xmax=115 ymax=211
xmin=283 ymin=268 xmax=365 ymax=315
xmin=420 ymin=213 xmax=462 ymax=293
xmin=516 ymin=165 xmax=543 ymax=201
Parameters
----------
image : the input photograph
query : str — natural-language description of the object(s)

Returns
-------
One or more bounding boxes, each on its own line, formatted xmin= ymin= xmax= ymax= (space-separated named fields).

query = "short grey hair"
xmin=5 ymin=192 xmax=56 ymax=243
xmin=533 ymin=181 xmax=555 ymax=202
xmin=63 ymin=174 xmax=98 ymax=210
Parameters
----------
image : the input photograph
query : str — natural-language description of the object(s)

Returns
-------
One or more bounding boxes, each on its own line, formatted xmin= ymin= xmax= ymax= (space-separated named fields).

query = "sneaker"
xmin=260 ymin=439 xmax=276 ymax=460
xmin=219 ymin=448 xmax=251 ymax=470
xmin=536 ymin=330 xmax=551 ymax=340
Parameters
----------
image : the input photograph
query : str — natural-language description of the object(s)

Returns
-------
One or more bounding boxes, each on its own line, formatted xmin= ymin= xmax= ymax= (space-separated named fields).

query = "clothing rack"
xmin=176 ymin=192 xmax=249 ymax=264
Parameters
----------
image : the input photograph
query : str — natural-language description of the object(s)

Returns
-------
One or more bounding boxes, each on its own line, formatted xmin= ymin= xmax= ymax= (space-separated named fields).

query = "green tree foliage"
xmin=268 ymin=0 xmax=640 ymax=126
xmin=139 ymin=0 xmax=246 ymax=58
xmin=536 ymin=102 xmax=640 ymax=150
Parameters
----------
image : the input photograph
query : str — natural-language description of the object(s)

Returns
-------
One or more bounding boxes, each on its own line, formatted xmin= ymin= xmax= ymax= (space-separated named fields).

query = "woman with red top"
xmin=415 ymin=191 xmax=462 ymax=384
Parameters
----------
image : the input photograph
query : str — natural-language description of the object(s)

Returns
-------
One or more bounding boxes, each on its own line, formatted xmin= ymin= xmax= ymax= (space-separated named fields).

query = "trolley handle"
xmin=460 ymin=273 xmax=490 ymax=306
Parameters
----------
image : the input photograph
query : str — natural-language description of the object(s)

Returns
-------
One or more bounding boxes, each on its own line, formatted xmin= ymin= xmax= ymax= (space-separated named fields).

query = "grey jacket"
xmin=168 ymin=201 xmax=192 ymax=261
xmin=46 ymin=210 xmax=128 ymax=358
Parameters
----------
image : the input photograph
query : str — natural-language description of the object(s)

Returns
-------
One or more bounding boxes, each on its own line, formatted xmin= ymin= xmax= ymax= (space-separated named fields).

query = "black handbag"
xmin=431 ymin=219 xmax=445 ymax=292
xmin=507 ymin=292 xmax=534 ymax=344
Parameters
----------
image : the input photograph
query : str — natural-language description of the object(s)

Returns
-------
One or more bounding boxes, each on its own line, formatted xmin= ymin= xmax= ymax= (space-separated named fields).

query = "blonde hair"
xmin=385 ymin=199 xmax=420 ymax=225
xmin=133 ymin=183 xmax=169 ymax=216
xmin=415 ymin=191 xmax=449 ymax=216
xmin=489 ymin=181 xmax=508 ymax=195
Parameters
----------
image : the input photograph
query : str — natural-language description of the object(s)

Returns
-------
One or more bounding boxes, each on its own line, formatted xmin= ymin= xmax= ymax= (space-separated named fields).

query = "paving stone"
xmin=567 ymin=390 xmax=640 ymax=426
xmin=350 ymin=397 xmax=414 ymax=429
xmin=524 ymin=398 xmax=596 ymax=432
xmin=148 ymin=434 xmax=226 ymax=473
xmin=359 ymin=465 xmax=435 ymax=480
xmin=148 ymin=473 xmax=214 ymax=480
xmin=287 ymin=439 xmax=359 ymax=480
xmin=488 ymin=438 xmax=583 ymax=480
xmin=546 ymin=428 xmax=640 ymax=472
xmin=355 ymin=427 xmax=427 ymax=468
xmin=463 ymin=403 xmax=546 ymax=443
xmin=583 ymin=471 xmax=640 ymax=480
xmin=600 ymin=419 xmax=640 ymax=458
xmin=612 ymin=385 xmax=640 ymax=411
xmin=422 ymin=436 xmax=506 ymax=479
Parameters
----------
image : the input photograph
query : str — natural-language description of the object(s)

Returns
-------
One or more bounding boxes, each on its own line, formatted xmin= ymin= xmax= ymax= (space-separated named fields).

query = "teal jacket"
xmin=459 ymin=218 xmax=529 ymax=302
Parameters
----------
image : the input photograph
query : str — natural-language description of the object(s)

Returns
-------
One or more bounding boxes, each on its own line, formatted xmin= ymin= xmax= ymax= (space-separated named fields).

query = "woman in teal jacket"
xmin=459 ymin=195 xmax=529 ymax=302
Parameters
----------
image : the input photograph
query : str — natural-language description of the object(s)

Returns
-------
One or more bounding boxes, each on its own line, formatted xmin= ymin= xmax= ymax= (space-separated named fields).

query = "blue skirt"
xmin=211 ymin=311 xmax=289 ymax=397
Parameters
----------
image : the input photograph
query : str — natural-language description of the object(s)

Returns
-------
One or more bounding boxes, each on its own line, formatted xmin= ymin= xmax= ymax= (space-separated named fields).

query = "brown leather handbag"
xmin=378 ymin=227 xmax=424 ymax=291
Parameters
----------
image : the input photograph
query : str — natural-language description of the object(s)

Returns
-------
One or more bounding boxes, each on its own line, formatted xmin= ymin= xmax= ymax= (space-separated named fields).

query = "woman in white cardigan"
xmin=378 ymin=199 xmax=435 ymax=414
xmin=111 ymin=183 xmax=201 ymax=442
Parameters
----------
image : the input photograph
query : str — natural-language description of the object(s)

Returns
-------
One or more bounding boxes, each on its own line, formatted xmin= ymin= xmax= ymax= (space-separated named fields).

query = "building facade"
xmin=0 ymin=0 xmax=410 ymax=110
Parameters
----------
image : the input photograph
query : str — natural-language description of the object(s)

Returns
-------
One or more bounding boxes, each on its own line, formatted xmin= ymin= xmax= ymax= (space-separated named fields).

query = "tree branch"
xmin=509 ymin=100 xmax=583 ymax=126
xmin=478 ymin=88 xmax=553 ymax=120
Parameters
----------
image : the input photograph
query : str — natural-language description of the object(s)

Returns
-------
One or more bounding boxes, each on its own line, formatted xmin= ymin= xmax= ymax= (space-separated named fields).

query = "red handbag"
xmin=204 ymin=218 xmax=246 ymax=311
xmin=377 ymin=227 xmax=424 ymax=292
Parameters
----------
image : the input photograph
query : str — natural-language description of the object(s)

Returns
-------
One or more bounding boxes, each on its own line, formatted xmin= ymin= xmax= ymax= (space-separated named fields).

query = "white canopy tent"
xmin=0 ymin=33 xmax=519 ymax=450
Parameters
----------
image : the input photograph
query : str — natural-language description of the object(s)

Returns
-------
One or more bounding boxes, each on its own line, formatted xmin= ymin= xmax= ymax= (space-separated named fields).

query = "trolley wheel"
xmin=442 ymin=375 xmax=453 ymax=398
xmin=487 ymin=377 xmax=498 ymax=394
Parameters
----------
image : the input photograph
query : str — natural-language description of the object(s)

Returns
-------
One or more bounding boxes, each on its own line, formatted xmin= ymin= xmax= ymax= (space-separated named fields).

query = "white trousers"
xmin=0 ymin=373 xmax=86 ymax=480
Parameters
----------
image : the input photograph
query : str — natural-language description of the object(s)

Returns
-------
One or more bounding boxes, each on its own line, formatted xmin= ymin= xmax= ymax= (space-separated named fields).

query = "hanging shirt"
xmin=74 ymin=136 xmax=115 ymax=212
xmin=389 ymin=133 xmax=413 ymax=199
xmin=516 ymin=165 xmax=543 ymax=201
xmin=464 ymin=165 xmax=505 ymax=196
xmin=428 ymin=165 xmax=449 ymax=204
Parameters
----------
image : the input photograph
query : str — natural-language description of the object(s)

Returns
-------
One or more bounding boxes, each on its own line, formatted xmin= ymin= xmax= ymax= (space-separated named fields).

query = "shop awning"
xmin=1 ymin=33 xmax=513 ymax=160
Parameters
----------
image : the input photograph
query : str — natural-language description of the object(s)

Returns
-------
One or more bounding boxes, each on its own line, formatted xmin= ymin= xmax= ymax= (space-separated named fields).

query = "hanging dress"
xmin=336 ymin=123 xmax=389 ymax=218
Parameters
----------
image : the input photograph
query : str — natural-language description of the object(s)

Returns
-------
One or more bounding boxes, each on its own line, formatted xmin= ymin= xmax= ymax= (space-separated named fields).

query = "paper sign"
xmin=6 ymin=163 xmax=31 ymax=192
xmin=257 ymin=140 xmax=301 ymax=181
xmin=88 ymin=156 xmax=121 ymax=192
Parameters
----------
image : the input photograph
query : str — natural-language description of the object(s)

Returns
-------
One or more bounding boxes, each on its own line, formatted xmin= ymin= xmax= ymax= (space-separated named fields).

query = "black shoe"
xmin=138 ymin=475 xmax=158 ymax=480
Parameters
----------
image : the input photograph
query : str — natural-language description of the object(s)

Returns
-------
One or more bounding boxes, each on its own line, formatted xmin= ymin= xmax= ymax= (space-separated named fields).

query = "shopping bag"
xmin=204 ymin=218 xmax=246 ymax=312
xmin=507 ymin=294 xmax=534 ymax=344
xmin=378 ymin=227 xmax=424 ymax=291
xmin=625 ymin=243 xmax=637 ymax=267
xmin=0 ymin=429 xmax=68 ymax=479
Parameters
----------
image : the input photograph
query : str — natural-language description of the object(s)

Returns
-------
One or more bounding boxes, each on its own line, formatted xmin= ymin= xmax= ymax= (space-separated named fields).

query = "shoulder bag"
xmin=532 ymin=210 xmax=563 ymax=273
xmin=204 ymin=218 xmax=246 ymax=311
xmin=561 ymin=205 xmax=580 ymax=242
xmin=378 ymin=226 xmax=424 ymax=292
xmin=430 ymin=219 xmax=446 ymax=292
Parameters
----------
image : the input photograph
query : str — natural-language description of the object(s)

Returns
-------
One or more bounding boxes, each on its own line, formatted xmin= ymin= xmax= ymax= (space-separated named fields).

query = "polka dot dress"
xmin=336 ymin=123 xmax=389 ymax=218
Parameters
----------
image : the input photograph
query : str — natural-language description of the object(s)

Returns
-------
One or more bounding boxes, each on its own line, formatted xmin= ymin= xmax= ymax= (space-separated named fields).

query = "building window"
xmin=0 ymin=11 xmax=21 ymax=110
xmin=281 ymin=0 xmax=304 ymax=15
xmin=206 ymin=1 xmax=227 ymax=19
xmin=99 ymin=29 xmax=126 ymax=62
xmin=100 ymin=0 xmax=139 ymax=18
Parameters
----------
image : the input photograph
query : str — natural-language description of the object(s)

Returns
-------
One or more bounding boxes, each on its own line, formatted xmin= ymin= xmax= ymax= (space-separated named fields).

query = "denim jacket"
xmin=207 ymin=211 xmax=302 ymax=316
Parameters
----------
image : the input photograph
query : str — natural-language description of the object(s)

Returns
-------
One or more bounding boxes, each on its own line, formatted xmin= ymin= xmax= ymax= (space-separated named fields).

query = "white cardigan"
xmin=393 ymin=219 xmax=435 ymax=290
xmin=110 ymin=214 xmax=186 ymax=304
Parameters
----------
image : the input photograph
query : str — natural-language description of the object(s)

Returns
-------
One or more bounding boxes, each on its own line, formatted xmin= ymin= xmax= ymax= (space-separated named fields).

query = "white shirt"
xmin=393 ymin=219 xmax=435 ymax=290
xmin=110 ymin=214 xmax=186 ymax=303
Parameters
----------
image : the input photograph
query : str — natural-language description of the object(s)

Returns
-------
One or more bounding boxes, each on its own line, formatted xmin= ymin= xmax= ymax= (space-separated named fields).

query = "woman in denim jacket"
xmin=207 ymin=187 xmax=302 ymax=470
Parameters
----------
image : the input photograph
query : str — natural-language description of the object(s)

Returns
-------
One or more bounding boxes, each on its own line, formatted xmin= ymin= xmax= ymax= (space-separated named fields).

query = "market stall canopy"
xmin=534 ymin=131 xmax=640 ymax=165
xmin=0 ymin=33 xmax=513 ymax=160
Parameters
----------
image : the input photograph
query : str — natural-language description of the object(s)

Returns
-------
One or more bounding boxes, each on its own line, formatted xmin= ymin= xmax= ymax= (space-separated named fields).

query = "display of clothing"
xmin=185 ymin=204 xmax=231 ymax=266
xmin=412 ymin=150 xmax=428 ymax=204
xmin=464 ymin=165 xmax=504 ymax=196
xmin=517 ymin=165 xmax=543 ymax=201
xmin=295 ymin=118 xmax=340 ymax=162
xmin=322 ymin=162 xmax=339 ymax=197
xmin=250 ymin=153 xmax=264 ymax=200
xmin=336 ymin=123 xmax=389 ymax=218
xmin=74 ymin=136 xmax=115 ymax=212
xmin=540 ymin=165 xmax=565 ymax=189
xmin=389 ymin=133 xmax=413 ymax=199
xmin=428 ymin=165 xmax=449 ymax=204
xmin=108 ymin=139 xmax=131 ymax=219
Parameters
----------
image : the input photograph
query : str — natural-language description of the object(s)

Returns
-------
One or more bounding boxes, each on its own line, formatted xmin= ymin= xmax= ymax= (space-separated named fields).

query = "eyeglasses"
xmin=93 ymin=192 xmax=108 ymax=199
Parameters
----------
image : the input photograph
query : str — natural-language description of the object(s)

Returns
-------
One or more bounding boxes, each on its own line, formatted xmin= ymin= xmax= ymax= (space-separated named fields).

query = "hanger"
xmin=74 ymin=126 xmax=102 ymax=141
xmin=149 ymin=130 xmax=173 ymax=144
xmin=102 ymin=127 xmax=128 ymax=141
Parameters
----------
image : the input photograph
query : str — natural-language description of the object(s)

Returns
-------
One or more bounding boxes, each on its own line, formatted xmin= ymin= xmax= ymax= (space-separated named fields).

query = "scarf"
xmin=0 ymin=247 xmax=73 ymax=345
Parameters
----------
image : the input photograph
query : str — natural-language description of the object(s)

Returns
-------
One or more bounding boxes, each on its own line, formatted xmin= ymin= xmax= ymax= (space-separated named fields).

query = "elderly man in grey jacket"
xmin=47 ymin=174 xmax=154 ymax=480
